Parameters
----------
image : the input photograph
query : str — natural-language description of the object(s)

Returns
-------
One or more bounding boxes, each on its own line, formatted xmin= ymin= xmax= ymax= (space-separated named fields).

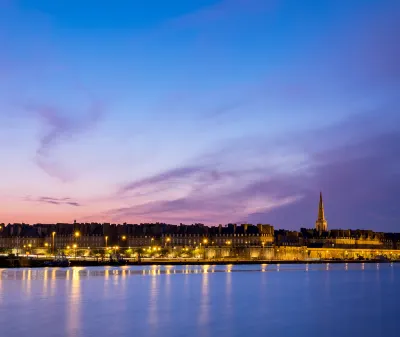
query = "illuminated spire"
xmin=318 ymin=192 xmax=325 ymax=220
xmin=315 ymin=192 xmax=328 ymax=233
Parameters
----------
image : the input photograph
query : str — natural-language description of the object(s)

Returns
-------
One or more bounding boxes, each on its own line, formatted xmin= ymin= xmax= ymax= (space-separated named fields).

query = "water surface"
xmin=0 ymin=263 xmax=398 ymax=337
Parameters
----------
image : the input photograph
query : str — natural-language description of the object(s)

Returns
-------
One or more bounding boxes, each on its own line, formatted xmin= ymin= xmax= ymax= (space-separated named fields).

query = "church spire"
xmin=315 ymin=192 xmax=328 ymax=233
xmin=318 ymin=192 xmax=325 ymax=220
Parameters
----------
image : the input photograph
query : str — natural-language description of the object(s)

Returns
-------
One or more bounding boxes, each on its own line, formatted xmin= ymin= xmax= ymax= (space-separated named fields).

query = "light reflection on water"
xmin=0 ymin=263 xmax=398 ymax=337
xmin=0 ymin=263 xmax=384 ymax=279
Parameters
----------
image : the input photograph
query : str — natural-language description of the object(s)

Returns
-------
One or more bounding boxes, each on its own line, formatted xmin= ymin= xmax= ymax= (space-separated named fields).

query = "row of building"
xmin=0 ymin=193 xmax=399 ymax=252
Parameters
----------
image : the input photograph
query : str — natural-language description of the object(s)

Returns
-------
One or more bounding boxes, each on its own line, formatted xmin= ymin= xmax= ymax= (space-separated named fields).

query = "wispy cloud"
xmin=120 ymin=166 xmax=205 ymax=193
xmin=24 ymin=99 xmax=105 ymax=181
xmin=109 ymin=146 xmax=303 ymax=224
xmin=25 ymin=196 xmax=82 ymax=207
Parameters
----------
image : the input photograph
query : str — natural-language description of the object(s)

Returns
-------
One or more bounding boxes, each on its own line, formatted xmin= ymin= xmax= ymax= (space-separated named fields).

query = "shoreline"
xmin=0 ymin=257 xmax=398 ymax=269
xmin=71 ymin=259 xmax=398 ymax=267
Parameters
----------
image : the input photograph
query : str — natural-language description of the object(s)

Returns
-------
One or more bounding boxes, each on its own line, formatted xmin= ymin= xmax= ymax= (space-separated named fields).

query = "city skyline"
xmin=0 ymin=0 xmax=399 ymax=231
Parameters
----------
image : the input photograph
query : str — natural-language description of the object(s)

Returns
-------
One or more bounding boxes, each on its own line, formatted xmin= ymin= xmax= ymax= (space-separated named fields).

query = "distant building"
xmin=315 ymin=192 xmax=328 ymax=233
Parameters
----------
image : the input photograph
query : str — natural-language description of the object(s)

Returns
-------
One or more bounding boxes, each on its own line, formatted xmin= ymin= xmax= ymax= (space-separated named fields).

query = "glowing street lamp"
xmin=52 ymin=231 xmax=56 ymax=255
xmin=74 ymin=231 xmax=80 ymax=238
xmin=203 ymin=238 xmax=208 ymax=245
xmin=73 ymin=244 xmax=77 ymax=259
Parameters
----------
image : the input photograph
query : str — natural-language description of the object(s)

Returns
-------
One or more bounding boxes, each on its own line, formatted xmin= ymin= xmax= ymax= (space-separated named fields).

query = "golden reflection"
xmin=42 ymin=269 xmax=48 ymax=295
xmin=225 ymin=264 xmax=232 ymax=324
xmin=0 ymin=271 xmax=2 ymax=304
xmin=112 ymin=269 xmax=120 ymax=288
xmin=148 ymin=274 xmax=158 ymax=326
xmin=199 ymin=272 xmax=209 ymax=326
xmin=262 ymin=263 xmax=267 ymax=272
xmin=163 ymin=265 xmax=172 ymax=324
xmin=50 ymin=269 xmax=57 ymax=296
xmin=22 ymin=269 xmax=32 ymax=299
xmin=66 ymin=268 xmax=81 ymax=337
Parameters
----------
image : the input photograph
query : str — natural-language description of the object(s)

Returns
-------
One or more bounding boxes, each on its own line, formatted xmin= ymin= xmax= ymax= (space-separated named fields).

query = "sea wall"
xmin=7 ymin=246 xmax=400 ymax=261
xmin=202 ymin=246 xmax=400 ymax=260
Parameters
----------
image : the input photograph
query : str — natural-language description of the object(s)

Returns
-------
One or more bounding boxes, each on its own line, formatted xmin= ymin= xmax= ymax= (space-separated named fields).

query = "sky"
xmin=0 ymin=0 xmax=399 ymax=231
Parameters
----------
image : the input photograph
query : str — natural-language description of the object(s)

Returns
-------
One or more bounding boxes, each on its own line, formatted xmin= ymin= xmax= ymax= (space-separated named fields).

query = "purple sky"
xmin=0 ymin=0 xmax=399 ymax=231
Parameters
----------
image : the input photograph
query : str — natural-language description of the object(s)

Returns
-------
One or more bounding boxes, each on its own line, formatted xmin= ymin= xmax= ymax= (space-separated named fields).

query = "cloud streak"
xmin=24 ymin=99 xmax=105 ymax=181
xmin=25 ymin=196 xmax=82 ymax=207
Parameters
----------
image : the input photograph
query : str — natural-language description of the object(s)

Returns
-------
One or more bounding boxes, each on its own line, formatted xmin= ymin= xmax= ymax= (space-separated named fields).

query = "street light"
xmin=52 ymin=231 xmax=56 ymax=256
xmin=122 ymin=235 xmax=126 ymax=240
xmin=74 ymin=231 xmax=80 ymax=238
xmin=105 ymin=236 xmax=108 ymax=248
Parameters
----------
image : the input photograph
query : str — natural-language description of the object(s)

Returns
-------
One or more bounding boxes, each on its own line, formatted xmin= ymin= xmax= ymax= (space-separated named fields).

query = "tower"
xmin=315 ymin=192 xmax=328 ymax=233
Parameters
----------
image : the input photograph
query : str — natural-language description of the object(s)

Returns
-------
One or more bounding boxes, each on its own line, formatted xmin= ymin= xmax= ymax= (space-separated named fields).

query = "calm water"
xmin=0 ymin=263 xmax=398 ymax=337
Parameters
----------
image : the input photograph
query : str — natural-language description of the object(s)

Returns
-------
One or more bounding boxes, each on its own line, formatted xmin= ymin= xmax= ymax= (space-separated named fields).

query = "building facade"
xmin=0 ymin=192 xmax=399 ymax=256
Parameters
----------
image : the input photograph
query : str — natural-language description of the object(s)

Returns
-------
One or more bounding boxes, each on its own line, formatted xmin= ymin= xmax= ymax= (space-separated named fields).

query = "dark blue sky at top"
xmin=0 ymin=0 xmax=399 ymax=231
